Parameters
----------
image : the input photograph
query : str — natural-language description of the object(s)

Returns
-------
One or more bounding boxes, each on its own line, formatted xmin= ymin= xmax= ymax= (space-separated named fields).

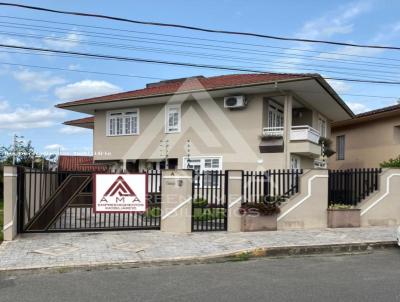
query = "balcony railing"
xmin=262 ymin=126 xmax=284 ymax=137
xmin=262 ymin=125 xmax=320 ymax=144
xmin=290 ymin=125 xmax=320 ymax=144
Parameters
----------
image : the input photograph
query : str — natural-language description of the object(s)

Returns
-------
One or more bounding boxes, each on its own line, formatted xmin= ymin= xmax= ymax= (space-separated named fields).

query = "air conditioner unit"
xmin=224 ymin=96 xmax=247 ymax=109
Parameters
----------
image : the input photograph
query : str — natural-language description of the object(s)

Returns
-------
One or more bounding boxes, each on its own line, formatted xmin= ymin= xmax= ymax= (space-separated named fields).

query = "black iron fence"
xmin=191 ymin=170 xmax=227 ymax=232
xmin=17 ymin=168 xmax=162 ymax=232
xmin=328 ymin=168 xmax=381 ymax=206
xmin=242 ymin=169 xmax=303 ymax=203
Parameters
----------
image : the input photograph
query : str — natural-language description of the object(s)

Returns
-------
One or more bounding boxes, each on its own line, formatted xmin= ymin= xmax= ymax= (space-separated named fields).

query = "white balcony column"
xmin=283 ymin=94 xmax=293 ymax=169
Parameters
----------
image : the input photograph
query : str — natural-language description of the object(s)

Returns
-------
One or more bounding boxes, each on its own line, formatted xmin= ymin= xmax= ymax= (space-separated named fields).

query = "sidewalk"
xmin=0 ymin=227 xmax=397 ymax=273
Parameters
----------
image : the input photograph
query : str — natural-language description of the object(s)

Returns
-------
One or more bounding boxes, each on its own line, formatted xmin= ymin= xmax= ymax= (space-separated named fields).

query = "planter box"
xmin=327 ymin=209 xmax=361 ymax=228
xmin=241 ymin=214 xmax=277 ymax=232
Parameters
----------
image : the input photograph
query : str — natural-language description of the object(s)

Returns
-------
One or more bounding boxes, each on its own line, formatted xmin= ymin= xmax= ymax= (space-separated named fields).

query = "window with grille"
xmin=107 ymin=109 xmax=139 ymax=136
xmin=165 ymin=104 xmax=181 ymax=133
xmin=336 ymin=135 xmax=345 ymax=160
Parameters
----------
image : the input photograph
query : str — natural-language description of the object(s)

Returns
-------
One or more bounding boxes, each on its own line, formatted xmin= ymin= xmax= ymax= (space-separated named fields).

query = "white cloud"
xmin=347 ymin=102 xmax=371 ymax=114
xmin=68 ymin=64 xmax=81 ymax=71
xmin=0 ymin=107 xmax=66 ymax=129
xmin=13 ymin=69 xmax=66 ymax=92
xmin=0 ymin=36 xmax=25 ymax=47
xmin=45 ymin=144 xmax=66 ymax=151
xmin=326 ymin=79 xmax=352 ymax=93
xmin=0 ymin=100 xmax=9 ymax=111
xmin=59 ymin=126 xmax=90 ymax=134
xmin=55 ymin=80 xmax=122 ymax=101
xmin=272 ymin=1 xmax=372 ymax=72
xmin=43 ymin=31 xmax=82 ymax=50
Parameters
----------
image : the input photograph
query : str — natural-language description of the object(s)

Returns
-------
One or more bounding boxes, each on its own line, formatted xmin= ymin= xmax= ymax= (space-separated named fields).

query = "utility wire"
xmin=0 ymin=60 xmax=164 ymax=80
xmin=1 ymin=2 xmax=400 ymax=51
xmin=3 ymin=30 xmax=400 ymax=79
xmin=3 ymin=15 xmax=400 ymax=63
xmin=2 ymin=22 xmax=400 ymax=71
xmin=1 ymin=46 xmax=399 ymax=82
xmin=2 ymin=43 xmax=400 ymax=85
xmin=1 ymin=60 xmax=398 ymax=100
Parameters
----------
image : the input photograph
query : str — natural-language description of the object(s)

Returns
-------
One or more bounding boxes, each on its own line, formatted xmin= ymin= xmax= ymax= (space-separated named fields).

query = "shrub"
xmin=193 ymin=208 xmax=225 ymax=221
xmin=380 ymin=156 xmax=400 ymax=168
xmin=193 ymin=198 xmax=208 ymax=207
xmin=239 ymin=195 xmax=286 ymax=216
xmin=144 ymin=207 xmax=161 ymax=218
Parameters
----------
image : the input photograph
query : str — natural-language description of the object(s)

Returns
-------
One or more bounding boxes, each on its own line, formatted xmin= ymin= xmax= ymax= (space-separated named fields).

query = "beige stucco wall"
xmin=277 ymin=169 xmax=329 ymax=230
xmin=358 ymin=168 xmax=400 ymax=227
xmin=330 ymin=115 xmax=400 ymax=169
xmin=93 ymin=93 xmax=328 ymax=170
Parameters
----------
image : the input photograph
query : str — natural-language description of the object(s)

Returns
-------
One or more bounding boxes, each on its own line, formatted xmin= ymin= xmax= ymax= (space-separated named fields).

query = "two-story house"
xmin=58 ymin=73 xmax=353 ymax=172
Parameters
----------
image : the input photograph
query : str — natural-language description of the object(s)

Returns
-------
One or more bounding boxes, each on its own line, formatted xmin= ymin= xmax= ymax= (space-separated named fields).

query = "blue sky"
xmin=1 ymin=0 xmax=400 ymax=156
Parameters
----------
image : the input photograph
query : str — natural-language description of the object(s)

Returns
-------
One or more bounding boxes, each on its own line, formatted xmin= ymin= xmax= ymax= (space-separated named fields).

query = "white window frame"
xmin=268 ymin=102 xmax=284 ymax=129
xmin=318 ymin=115 xmax=327 ymax=138
xmin=106 ymin=109 xmax=140 ymax=136
xmin=165 ymin=104 xmax=181 ymax=133
xmin=182 ymin=156 xmax=223 ymax=188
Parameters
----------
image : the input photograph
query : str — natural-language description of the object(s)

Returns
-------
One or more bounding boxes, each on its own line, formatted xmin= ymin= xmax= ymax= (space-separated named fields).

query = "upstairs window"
xmin=165 ymin=104 xmax=181 ymax=133
xmin=336 ymin=135 xmax=345 ymax=160
xmin=107 ymin=109 xmax=139 ymax=136
xmin=268 ymin=102 xmax=284 ymax=129
xmin=318 ymin=116 xmax=327 ymax=138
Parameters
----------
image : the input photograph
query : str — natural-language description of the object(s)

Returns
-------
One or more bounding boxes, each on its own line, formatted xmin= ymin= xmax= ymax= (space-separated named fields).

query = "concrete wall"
xmin=358 ymin=168 xmax=400 ymax=227
xmin=330 ymin=115 xmax=400 ymax=169
xmin=160 ymin=169 xmax=192 ymax=233
xmin=3 ymin=166 xmax=18 ymax=241
xmin=277 ymin=169 xmax=329 ymax=230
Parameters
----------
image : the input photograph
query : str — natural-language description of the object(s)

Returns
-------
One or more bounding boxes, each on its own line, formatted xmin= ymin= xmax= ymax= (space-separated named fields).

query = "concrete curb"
xmin=0 ymin=241 xmax=397 ymax=276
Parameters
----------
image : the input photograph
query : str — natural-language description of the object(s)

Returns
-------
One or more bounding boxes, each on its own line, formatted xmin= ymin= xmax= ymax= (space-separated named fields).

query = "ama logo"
xmin=101 ymin=176 xmax=141 ymax=203
xmin=95 ymin=174 xmax=147 ymax=213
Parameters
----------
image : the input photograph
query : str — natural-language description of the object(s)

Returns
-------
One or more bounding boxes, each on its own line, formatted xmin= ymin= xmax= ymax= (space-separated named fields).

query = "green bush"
xmin=240 ymin=195 xmax=287 ymax=216
xmin=193 ymin=198 xmax=208 ymax=207
xmin=144 ymin=207 xmax=161 ymax=218
xmin=380 ymin=156 xmax=400 ymax=168
xmin=193 ymin=208 xmax=225 ymax=221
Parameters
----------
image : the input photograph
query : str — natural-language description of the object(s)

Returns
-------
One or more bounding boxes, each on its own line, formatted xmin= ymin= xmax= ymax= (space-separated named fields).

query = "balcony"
xmin=262 ymin=126 xmax=284 ymax=137
xmin=260 ymin=125 xmax=321 ymax=155
xmin=262 ymin=125 xmax=320 ymax=144
xmin=290 ymin=125 xmax=320 ymax=144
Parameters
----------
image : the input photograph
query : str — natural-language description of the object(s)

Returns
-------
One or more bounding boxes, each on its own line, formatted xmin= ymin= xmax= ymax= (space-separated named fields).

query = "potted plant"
xmin=239 ymin=196 xmax=285 ymax=232
xmin=327 ymin=204 xmax=361 ymax=228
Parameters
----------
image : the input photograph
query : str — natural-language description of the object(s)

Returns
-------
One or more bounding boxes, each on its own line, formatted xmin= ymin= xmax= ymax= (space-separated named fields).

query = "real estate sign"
xmin=94 ymin=174 xmax=147 ymax=213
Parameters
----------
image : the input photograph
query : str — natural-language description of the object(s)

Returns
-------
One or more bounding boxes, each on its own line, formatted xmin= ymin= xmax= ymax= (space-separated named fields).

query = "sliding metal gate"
xmin=16 ymin=168 xmax=161 ymax=233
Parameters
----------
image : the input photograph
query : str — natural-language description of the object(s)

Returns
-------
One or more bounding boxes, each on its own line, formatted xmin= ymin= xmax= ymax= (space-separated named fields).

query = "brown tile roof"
xmin=56 ymin=73 xmax=315 ymax=108
xmin=64 ymin=116 xmax=94 ymax=125
xmin=355 ymin=103 xmax=400 ymax=118
xmin=332 ymin=103 xmax=400 ymax=128
xmin=58 ymin=156 xmax=109 ymax=172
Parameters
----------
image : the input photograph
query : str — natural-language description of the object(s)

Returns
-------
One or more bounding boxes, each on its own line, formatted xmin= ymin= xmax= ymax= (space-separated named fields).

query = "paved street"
xmin=0 ymin=227 xmax=396 ymax=272
xmin=0 ymin=249 xmax=400 ymax=302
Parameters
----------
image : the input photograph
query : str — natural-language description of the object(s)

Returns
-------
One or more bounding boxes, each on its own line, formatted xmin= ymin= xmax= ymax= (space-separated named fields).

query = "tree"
xmin=0 ymin=140 xmax=36 ymax=167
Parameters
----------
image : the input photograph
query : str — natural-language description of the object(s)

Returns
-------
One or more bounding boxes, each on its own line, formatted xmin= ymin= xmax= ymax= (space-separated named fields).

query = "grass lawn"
xmin=0 ymin=198 xmax=3 ymax=242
